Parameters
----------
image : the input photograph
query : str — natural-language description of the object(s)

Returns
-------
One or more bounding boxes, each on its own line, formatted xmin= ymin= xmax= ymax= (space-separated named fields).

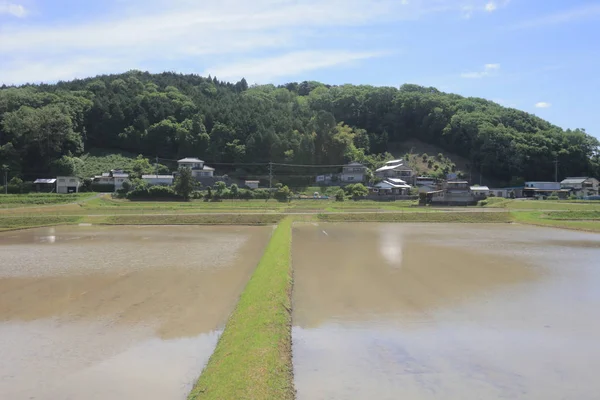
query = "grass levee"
xmin=102 ymin=214 xmax=283 ymax=225
xmin=0 ymin=216 xmax=82 ymax=231
xmin=188 ymin=218 xmax=294 ymax=400
xmin=318 ymin=211 xmax=511 ymax=223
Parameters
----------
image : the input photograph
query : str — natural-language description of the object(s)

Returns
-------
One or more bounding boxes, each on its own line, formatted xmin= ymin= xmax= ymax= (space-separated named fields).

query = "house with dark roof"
xmin=560 ymin=177 xmax=599 ymax=197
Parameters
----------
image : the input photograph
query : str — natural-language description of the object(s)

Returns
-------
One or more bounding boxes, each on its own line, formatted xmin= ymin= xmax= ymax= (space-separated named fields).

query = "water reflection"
xmin=0 ymin=225 xmax=272 ymax=399
xmin=292 ymin=223 xmax=600 ymax=400
xmin=378 ymin=225 xmax=404 ymax=266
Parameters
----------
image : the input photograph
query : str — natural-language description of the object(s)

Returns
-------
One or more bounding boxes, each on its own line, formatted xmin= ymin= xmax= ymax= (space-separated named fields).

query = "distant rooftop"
xmin=561 ymin=177 xmax=592 ymax=184
xmin=34 ymin=178 xmax=56 ymax=184
xmin=384 ymin=159 xmax=403 ymax=165
xmin=178 ymin=157 xmax=204 ymax=163
xmin=470 ymin=186 xmax=490 ymax=191
xmin=142 ymin=175 xmax=174 ymax=179
xmin=112 ymin=173 xmax=129 ymax=178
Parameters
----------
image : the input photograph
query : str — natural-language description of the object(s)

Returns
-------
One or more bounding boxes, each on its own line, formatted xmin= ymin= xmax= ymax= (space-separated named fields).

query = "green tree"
xmin=335 ymin=189 xmax=345 ymax=201
xmin=230 ymin=183 xmax=239 ymax=199
xmin=174 ymin=167 xmax=195 ymax=200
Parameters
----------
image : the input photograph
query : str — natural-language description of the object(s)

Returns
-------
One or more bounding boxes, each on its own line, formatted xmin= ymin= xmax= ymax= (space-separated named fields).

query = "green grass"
xmin=102 ymin=214 xmax=283 ymax=225
xmin=0 ymin=216 xmax=82 ymax=231
xmin=188 ymin=218 xmax=294 ymax=400
xmin=75 ymin=148 xmax=142 ymax=178
xmin=486 ymin=199 xmax=600 ymax=210
xmin=512 ymin=211 xmax=600 ymax=232
xmin=318 ymin=211 xmax=511 ymax=223
xmin=0 ymin=193 xmax=94 ymax=208
xmin=543 ymin=211 xmax=600 ymax=220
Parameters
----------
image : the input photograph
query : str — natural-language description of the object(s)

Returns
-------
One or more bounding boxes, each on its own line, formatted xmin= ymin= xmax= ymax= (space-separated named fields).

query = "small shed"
xmin=56 ymin=176 xmax=81 ymax=194
xmin=33 ymin=178 xmax=56 ymax=193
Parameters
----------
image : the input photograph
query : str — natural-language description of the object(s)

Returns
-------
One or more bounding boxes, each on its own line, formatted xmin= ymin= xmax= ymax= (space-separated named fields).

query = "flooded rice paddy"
xmin=292 ymin=223 xmax=600 ymax=400
xmin=0 ymin=225 xmax=271 ymax=400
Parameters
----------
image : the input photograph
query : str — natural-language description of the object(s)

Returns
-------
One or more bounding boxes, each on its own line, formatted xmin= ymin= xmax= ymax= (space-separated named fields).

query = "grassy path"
xmin=188 ymin=217 xmax=295 ymax=400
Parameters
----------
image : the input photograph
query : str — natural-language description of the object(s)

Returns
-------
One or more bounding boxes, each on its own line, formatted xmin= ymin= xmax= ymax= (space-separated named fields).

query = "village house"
xmin=244 ymin=180 xmax=259 ymax=189
xmin=92 ymin=169 xmax=130 ymax=191
xmin=371 ymin=178 xmax=412 ymax=195
xmin=56 ymin=176 xmax=81 ymax=194
xmin=488 ymin=186 xmax=524 ymax=198
xmin=142 ymin=174 xmax=174 ymax=186
xmin=560 ymin=177 xmax=599 ymax=197
xmin=470 ymin=186 xmax=490 ymax=197
xmin=523 ymin=181 xmax=568 ymax=198
xmin=375 ymin=160 xmax=414 ymax=182
xmin=340 ymin=162 xmax=367 ymax=183
xmin=177 ymin=157 xmax=215 ymax=179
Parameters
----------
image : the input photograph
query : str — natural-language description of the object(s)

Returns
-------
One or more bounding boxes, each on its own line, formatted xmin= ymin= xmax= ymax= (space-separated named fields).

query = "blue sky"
xmin=1 ymin=0 xmax=599 ymax=138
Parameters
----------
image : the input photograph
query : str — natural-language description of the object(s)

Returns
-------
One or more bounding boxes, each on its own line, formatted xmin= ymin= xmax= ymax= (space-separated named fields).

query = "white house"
xmin=92 ymin=170 xmax=130 ymax=191
xmin=372 ymin=178 xmax=412 ymax=195
xmin=470 ymin=186 xmax=490 ymax=197
xmin=112 ymin=171 xmax=130 ymax=191
xmin=375 ymin=159 xmax=414 ymax=181
xmin=560 ymin=177 xmax=599 ymax=197
xmin=142 ymin=174 xmax=174 ymax=186
xmin=56 ymin=176 xmax=81 ymax=194
xmin=340 ymin=162 xmax=367 ymax=183
xmin=177 ymin=157 xmax=215 ymax=178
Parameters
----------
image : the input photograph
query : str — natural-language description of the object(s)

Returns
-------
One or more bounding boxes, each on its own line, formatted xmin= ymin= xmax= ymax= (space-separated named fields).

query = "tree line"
xmin=1 ymin=70 xmax=598 ymax=186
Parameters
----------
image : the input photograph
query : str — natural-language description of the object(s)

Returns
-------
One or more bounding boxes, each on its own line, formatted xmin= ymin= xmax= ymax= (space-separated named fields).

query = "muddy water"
xmin=0 ymin=225 xmax=271 ymax=400
xmin=292 ymin=223 xmax=600 ymax=400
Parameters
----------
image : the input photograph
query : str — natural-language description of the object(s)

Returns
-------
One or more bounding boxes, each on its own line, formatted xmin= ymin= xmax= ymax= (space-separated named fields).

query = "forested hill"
xmin=1 ymin=70 xmax=598 ymax=185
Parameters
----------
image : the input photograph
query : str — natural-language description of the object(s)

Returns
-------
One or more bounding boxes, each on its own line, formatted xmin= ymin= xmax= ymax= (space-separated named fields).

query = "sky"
xmin=1 ymin=0 xmax=599 ymax=138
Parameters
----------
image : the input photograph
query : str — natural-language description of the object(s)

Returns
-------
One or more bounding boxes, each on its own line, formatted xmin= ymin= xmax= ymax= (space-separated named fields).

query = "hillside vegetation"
xmin=1 ymin=71 xmax=598 ymax=186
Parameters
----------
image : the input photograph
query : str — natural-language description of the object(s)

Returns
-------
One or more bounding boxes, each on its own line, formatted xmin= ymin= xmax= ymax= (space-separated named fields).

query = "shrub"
xmin=547 ymin=195 xmax=559 ymax=200
xmin=335 ymin=189 xmax=345 ymax=201
xmin=478 ymin=200 xmax=489 ymax=207
xmin=569 ymin=194 xmax=578 ymax=200
xmin=191 ymin=190 xmax=203 ymax=200
xmin=91 ymin=183 xmax=115 ymax=192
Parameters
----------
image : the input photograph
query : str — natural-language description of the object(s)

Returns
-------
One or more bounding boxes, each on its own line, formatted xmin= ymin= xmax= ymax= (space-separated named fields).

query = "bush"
xmin=239 ymin=189 xmax=254 ymax=200
xmin=191 ymin=190 xmax=203 ymax=200
xmin=547 ymin=195 xmax=559 ymax=200
xmin=335 ymin=189 xmax=345 ymax=201
xmin=126 ymin=185 xmax=181 ymax=200
xmin=253 ymin=189 xmax=270 ymax=199
xmin=569 ymin=194 xmax=578 ymax=200
xmin=91 ymin=183 xmax=115 ymax=192
xmin=478 ymin=200 xmax=488 ymax=207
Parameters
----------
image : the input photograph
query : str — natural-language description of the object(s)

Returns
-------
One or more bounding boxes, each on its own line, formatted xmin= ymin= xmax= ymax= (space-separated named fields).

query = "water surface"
xmin=0 ymin=225 xmax=271 ymax=399
xmin=292 ymin=223 xmax=600 ymax=400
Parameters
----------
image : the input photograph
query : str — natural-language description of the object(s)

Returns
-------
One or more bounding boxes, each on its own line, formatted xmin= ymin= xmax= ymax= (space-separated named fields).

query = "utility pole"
xmin=155 ymin=156 xmax=158 ymax=176
xmin=2 ymin=165 xmax=7 ymax=195
xmin=554 ymin=157 xmax=559 ymax=182
xmin=268 ymin=161 xmax=273 ymax=191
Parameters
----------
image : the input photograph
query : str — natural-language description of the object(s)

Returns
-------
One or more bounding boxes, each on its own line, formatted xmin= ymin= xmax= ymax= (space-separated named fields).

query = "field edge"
xmin=187 ymin=217 xmax=295 ymax=400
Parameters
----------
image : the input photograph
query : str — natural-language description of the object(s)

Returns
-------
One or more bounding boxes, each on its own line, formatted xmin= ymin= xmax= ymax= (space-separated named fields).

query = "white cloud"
xmin=485 ymin=2 xmax=497 ymax=12
xmin=511 ymin=4 xmax=600 ymax=29
xmin=204 ymin=50 xmax=388 ymax=83
xmin=0 ymin=2 xmax=26 ymax=17
xmin=0 ymin=0 xmax=513 ymax=84
xmin=535 ymin=102 xmax=551 ymax=108
xmin=461 ymin=63 xmax=501 ymax=79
